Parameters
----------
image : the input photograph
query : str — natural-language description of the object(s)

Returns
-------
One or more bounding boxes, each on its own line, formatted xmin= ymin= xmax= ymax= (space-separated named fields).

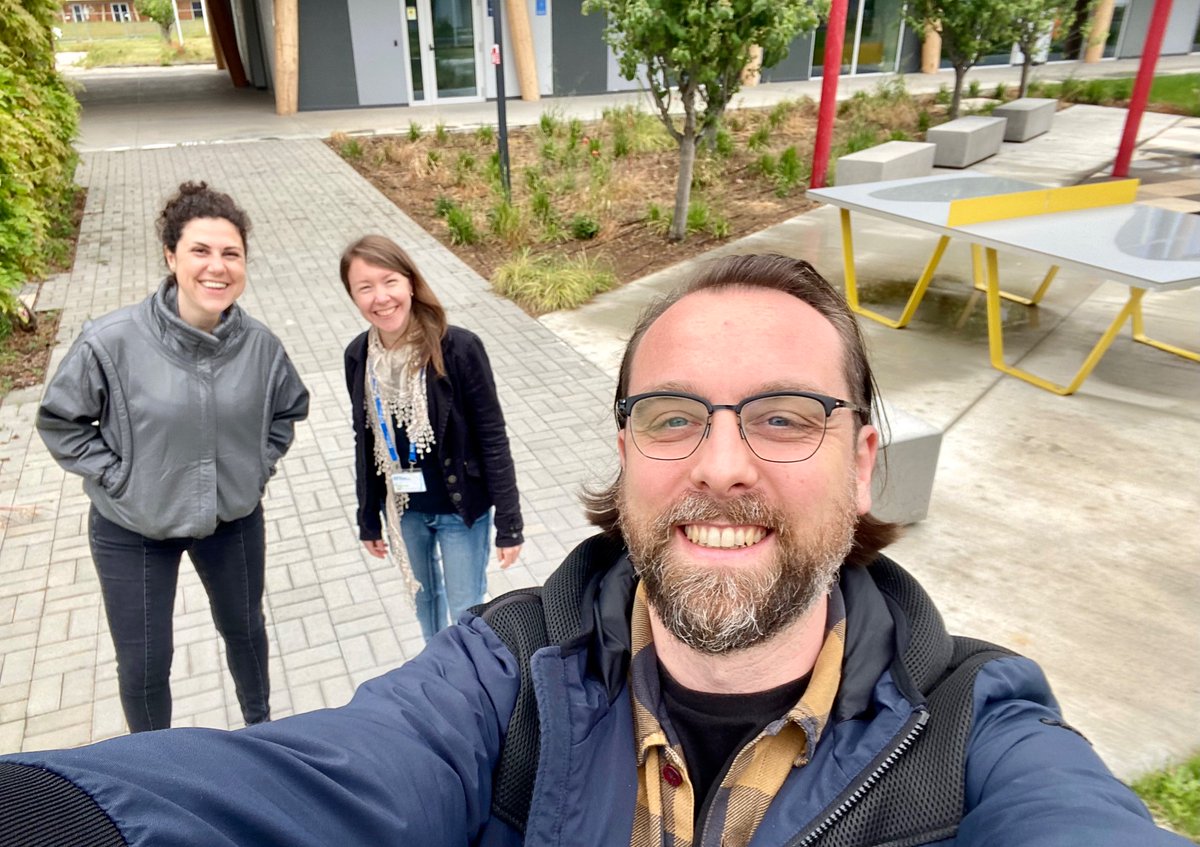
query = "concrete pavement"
xmin=0 ymin=55 xmax=1197 ymax=780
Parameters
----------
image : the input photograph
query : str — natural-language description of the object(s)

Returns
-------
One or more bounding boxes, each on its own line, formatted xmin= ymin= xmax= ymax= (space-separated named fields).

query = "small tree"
xmin=582 ymin=0 xmax=826 ymax=241
xmin=136 ymin=0 xmax=176 ymax=41
xmin=1007 ymin=0 xmax=1093 ymax=96
xmin=906 ymin=0 xmax=1016 ymax=118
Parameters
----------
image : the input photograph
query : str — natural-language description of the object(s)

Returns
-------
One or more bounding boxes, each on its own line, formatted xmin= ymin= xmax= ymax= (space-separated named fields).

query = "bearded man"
xmin=0 ymin=254 xmax=1185 ymax=847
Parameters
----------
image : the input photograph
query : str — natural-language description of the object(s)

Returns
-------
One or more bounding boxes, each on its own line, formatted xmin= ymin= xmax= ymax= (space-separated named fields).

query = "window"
xmin=71 ymin=3 xmax=87 ymax=21
xmin=192 ymin=1 xmax=204 ymax=18
xmin=111 ymin=2 xmax=131 ymax=21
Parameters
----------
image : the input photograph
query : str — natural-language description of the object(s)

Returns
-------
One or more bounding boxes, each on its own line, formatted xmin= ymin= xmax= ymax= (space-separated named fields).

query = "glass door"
xmin=404 ymin=0 xmax=483 ymax=103
xmin=812 ymin=0 xmax=905 ymax=76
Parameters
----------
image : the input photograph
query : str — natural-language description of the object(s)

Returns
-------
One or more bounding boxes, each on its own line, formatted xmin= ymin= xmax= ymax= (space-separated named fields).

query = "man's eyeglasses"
xmin=616 ymin=391 xmax=868 ymax=463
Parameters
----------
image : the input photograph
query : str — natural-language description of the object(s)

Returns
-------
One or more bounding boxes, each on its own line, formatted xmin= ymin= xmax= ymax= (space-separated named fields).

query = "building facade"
xmin=61 ymin=1 xmax=207 ymax=23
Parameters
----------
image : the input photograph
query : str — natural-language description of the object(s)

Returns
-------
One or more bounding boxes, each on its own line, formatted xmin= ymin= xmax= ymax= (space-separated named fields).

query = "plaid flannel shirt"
xmin=629 ymin=581 xmax=847 ymax=847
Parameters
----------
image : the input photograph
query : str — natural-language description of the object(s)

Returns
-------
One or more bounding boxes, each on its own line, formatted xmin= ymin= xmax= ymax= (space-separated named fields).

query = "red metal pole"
xmin=809 ymin=0 xmax=849 ymax=189
xmin=1112 ymin=0 xmax=1173 ymax=177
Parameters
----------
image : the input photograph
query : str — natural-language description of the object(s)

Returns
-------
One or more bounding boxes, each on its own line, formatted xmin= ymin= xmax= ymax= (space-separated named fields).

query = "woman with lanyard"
xmin=37 ymin=181 xmax=310 ymax=732
xmin=341 ymin=235 xmax=523 ymax=641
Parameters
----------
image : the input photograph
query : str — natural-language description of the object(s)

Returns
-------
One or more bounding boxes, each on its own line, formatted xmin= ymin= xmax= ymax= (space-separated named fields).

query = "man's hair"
xmin=339 ymin=234 xmax=449 ymax=377
xmin=582 ymin=252 xmax=899 ymax=566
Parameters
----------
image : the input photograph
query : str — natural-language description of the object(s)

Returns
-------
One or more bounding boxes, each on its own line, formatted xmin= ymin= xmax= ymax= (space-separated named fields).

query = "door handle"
xmin=428 ymin=42 xmax=434 ymax=52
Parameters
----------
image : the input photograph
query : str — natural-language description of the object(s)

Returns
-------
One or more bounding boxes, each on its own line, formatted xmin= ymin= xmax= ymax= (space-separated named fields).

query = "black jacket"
xmin=344 ymin=326 xmax=523 ymax=547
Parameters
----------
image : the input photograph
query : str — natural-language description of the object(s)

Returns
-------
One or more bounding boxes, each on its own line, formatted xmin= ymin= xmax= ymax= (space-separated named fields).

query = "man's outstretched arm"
xmin=0 ymin=617 xmax=521 ymax=847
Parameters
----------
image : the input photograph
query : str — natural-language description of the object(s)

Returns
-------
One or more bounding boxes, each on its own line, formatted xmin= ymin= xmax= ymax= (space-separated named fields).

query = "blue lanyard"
xmin=367 ymin=359 xmax=421 ymax=466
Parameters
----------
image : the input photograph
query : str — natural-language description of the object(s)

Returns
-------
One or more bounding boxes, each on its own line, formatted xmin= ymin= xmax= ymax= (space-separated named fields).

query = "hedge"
xmin=0 ymin=0 xmax=80 ymax=336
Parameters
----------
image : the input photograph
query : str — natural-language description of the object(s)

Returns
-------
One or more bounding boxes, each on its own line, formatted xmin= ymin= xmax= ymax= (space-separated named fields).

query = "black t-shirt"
xmin=658 ymin=662 xmax=810 ymax=836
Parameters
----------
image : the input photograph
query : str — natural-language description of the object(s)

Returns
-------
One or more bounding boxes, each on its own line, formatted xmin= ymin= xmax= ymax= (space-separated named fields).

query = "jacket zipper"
xmin=789 ymin=708 xmax=930 ymax=847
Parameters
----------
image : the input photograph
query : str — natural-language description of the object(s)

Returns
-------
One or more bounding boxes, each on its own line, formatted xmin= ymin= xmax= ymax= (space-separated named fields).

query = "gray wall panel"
xmin=299 ymin=0 xmax=360 ymax=110
xmin=762 ymin=33 xmax=814 ymax=82
xmin=551 ymin=1 xmax=607 ymax=95
xmin=347 ymin=0 xmax=408 ymax=106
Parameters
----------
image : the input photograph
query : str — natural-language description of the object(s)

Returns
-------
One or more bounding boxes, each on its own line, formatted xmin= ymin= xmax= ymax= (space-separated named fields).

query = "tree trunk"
xmin=1019 ymin=55 xmax=1032 ymax=97
xmin=669 ymin=90 xmax=698 ymax=242
xmin=670 ymin=131 xmax=697 ymax=242
xmin=160 ymin=22 xmax=172 ymax=41
xmin=950 ymin=64 xmax=966 ymax=119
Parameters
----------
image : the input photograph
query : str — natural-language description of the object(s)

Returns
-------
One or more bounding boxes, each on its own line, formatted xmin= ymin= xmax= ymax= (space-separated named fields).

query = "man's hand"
xmin=362 ymin=539 xmax=387 ymax=559
xmin=497 ymin=544 xmax=522 ymax=569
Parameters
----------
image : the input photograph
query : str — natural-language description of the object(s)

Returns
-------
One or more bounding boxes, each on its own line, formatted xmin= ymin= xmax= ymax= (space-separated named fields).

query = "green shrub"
xmin=708 ymin=214 xmax=730 ymax=239
xmin=600 ymin=105 xmax=673 ymax=153
xmin=445 ymin=206 xmax=480 ymax=245
xmin=748 ymin=126 xmax=771 ymax=151
xmin=425 ymin=149 xmax=441 ymax=168
xmin=539 ymin=111 xmax=559 ymax=137
xmin=491 ymin=249 xmax=616 ymax=313
xmin=754 ymin=153 xmax=778 ymax=177
xmin=433 ymin=195 xmax=456 ymax=218
xmin=685 ymin=200 xmax=711 ymax=235
xmin=993 ymin=82 xmax=1008 ymax=100
xmin=453 ymin=152 xmax=477 ymax=184
xmin=889 ymin=129 xmax=911 ymax=141
xmin=917 ymin=110 xmax=932 ymax=133
xmin=530 ymin=190 xmax=555 ymax=225
xmin=475 ymin=125 xmax=495 ymax=144
xmin=339 ymin=138 xmax=363 ymax=159
xmin=569 ymin=214 xmax=600 ymax=240
xmin=407 ymin=121 xmax=423 ymax=141
xmin=1132 ymin=754 xmax=1200 ymax=840
xmin=774 ymin=147 xmax=804 ymax=196
xmin=966 ymin=79 xmax=982 ymax=98
xmin=935 ymin=85 xmax=951 ymax=105
xmin=567 ymin=117 xmax=584 ymax=147
xmin=434 ymin=122 xmax=449 ymax=143
xmin=713 ymin=128 xmax=734 ymax=158
xmin=613 ymin=127 xmax=632 ymax=158
xmin=0 ymin=0 xmax=81 ymax=330
xmin=767 ymin=101 xmax=792 ymax=129
xmin=488 ymin=200 xmax=526 ymax=244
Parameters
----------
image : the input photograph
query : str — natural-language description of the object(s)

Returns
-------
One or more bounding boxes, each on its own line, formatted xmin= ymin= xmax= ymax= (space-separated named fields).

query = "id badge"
xmin=392 ymin=470 xmax=427 ymax=493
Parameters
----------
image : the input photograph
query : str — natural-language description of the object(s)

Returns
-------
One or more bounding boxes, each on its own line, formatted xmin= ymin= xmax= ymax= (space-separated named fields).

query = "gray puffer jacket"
xmin=38 ymin=278 xmax=310 ymax=540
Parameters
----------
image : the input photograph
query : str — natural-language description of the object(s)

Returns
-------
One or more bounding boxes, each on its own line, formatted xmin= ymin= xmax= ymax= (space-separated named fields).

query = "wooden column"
xmin=206 ymin=0 xmax=248 ymax=87
xmin=210 ymin=21 xmax=226 ymax=69
xmin=921 ymin=25 xmax=941 ymax=73
xmin=1084 ymin=0 xmax=1116 ymax=62
xmin=273 ymin=0 xmax=298 ymax=114
xmin=504 ymin=0 xmax=539 ymax=101
xmin=741 ymin=45 xmax=764 ymax=86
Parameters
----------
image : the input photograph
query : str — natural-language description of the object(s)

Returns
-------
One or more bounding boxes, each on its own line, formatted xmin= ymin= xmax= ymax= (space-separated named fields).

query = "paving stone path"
xmin=0 ymin=139 xmax=617 ymax=750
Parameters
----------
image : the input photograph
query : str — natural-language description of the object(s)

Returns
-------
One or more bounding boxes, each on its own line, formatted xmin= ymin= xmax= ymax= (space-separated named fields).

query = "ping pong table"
xmin=808 ymin=172 xmax=1200 ymax=395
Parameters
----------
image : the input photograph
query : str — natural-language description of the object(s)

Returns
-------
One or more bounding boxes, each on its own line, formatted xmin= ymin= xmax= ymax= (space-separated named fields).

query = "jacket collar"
xmin=149 ymin=277 xmax=244 ymax=354
xmin=571 ymin=538 xmax=935 ymax=721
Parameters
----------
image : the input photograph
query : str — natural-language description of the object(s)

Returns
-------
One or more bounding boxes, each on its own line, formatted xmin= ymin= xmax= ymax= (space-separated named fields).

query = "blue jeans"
xmin=88 ymin=504 xmax=270 ymax=732
xmin=399 ymin=509 xmax=492 ymax=641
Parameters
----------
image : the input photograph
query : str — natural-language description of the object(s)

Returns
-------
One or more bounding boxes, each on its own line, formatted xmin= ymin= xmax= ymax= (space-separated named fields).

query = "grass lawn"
xmin=1132 ymin=753 xmax=1200 ymax=842
xmin=1033 ymin=73 xmax=1200 ymax=117
xmin=57 ymin=20 xmax=213 ymax=67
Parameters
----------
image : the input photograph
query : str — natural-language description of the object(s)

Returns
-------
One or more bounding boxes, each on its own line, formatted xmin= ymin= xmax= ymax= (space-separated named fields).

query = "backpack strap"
xmin=812 ymin=636 xmax=1013 ymax=847
xmin=470 ymin=533 xmax=624 ymax=833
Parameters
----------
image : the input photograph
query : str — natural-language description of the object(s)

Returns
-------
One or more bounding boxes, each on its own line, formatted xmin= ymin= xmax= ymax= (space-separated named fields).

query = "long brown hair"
xmin=581 ymin=253 xmax=900 ymax=567
xmin=340 ymin=235 xmax=449 ymax=377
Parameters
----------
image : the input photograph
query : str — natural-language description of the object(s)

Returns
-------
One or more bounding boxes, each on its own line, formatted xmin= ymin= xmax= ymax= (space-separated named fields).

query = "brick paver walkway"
xmin=0 ymin=139 xmax=616 ymax=750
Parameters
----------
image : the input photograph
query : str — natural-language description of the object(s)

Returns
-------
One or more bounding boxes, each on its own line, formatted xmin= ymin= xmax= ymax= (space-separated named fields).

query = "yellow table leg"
xmin=839 ymin=208 xmax=949 ymax=329
xmin=972 ymin=243 xmax=1058 ymax=306
xmin=985 ymin=247 xmax=1140 ymax=396
xmin=1130 ymin=294 xmax=1200 ymax=362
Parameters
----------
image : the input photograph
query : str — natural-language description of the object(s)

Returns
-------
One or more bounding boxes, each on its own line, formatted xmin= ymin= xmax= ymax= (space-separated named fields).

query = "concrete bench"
xmin=927 ymin=116 xmax=1007 ymax=168
xmin=992 ymin=97 xmax=1057 ymax=142
xmin=835 ymin=141 xmax=936 ymax=186
xmin=870 ymin=401 xmax=942 ymax=525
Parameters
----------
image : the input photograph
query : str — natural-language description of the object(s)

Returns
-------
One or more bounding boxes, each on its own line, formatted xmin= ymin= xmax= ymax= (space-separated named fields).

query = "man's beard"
xmin=618 ymin=482 xmax=857 ymax=655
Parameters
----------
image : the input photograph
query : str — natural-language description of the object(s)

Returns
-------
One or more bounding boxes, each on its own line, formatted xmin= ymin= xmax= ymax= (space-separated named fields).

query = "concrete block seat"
xmin=927 ymin=116 xmax=1007 ymax=168
xmin=835 ymin=141 xmax=936 ymax=186
xmin=992 ymin=98 xmax=1057 ymax=142
xmin=870 ymin=401 xmax=943 ymax=526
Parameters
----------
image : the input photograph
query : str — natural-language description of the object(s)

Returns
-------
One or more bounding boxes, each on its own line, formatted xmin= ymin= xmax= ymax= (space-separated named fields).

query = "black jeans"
xmin=89 ymin=504 xmax=270 ymax=732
